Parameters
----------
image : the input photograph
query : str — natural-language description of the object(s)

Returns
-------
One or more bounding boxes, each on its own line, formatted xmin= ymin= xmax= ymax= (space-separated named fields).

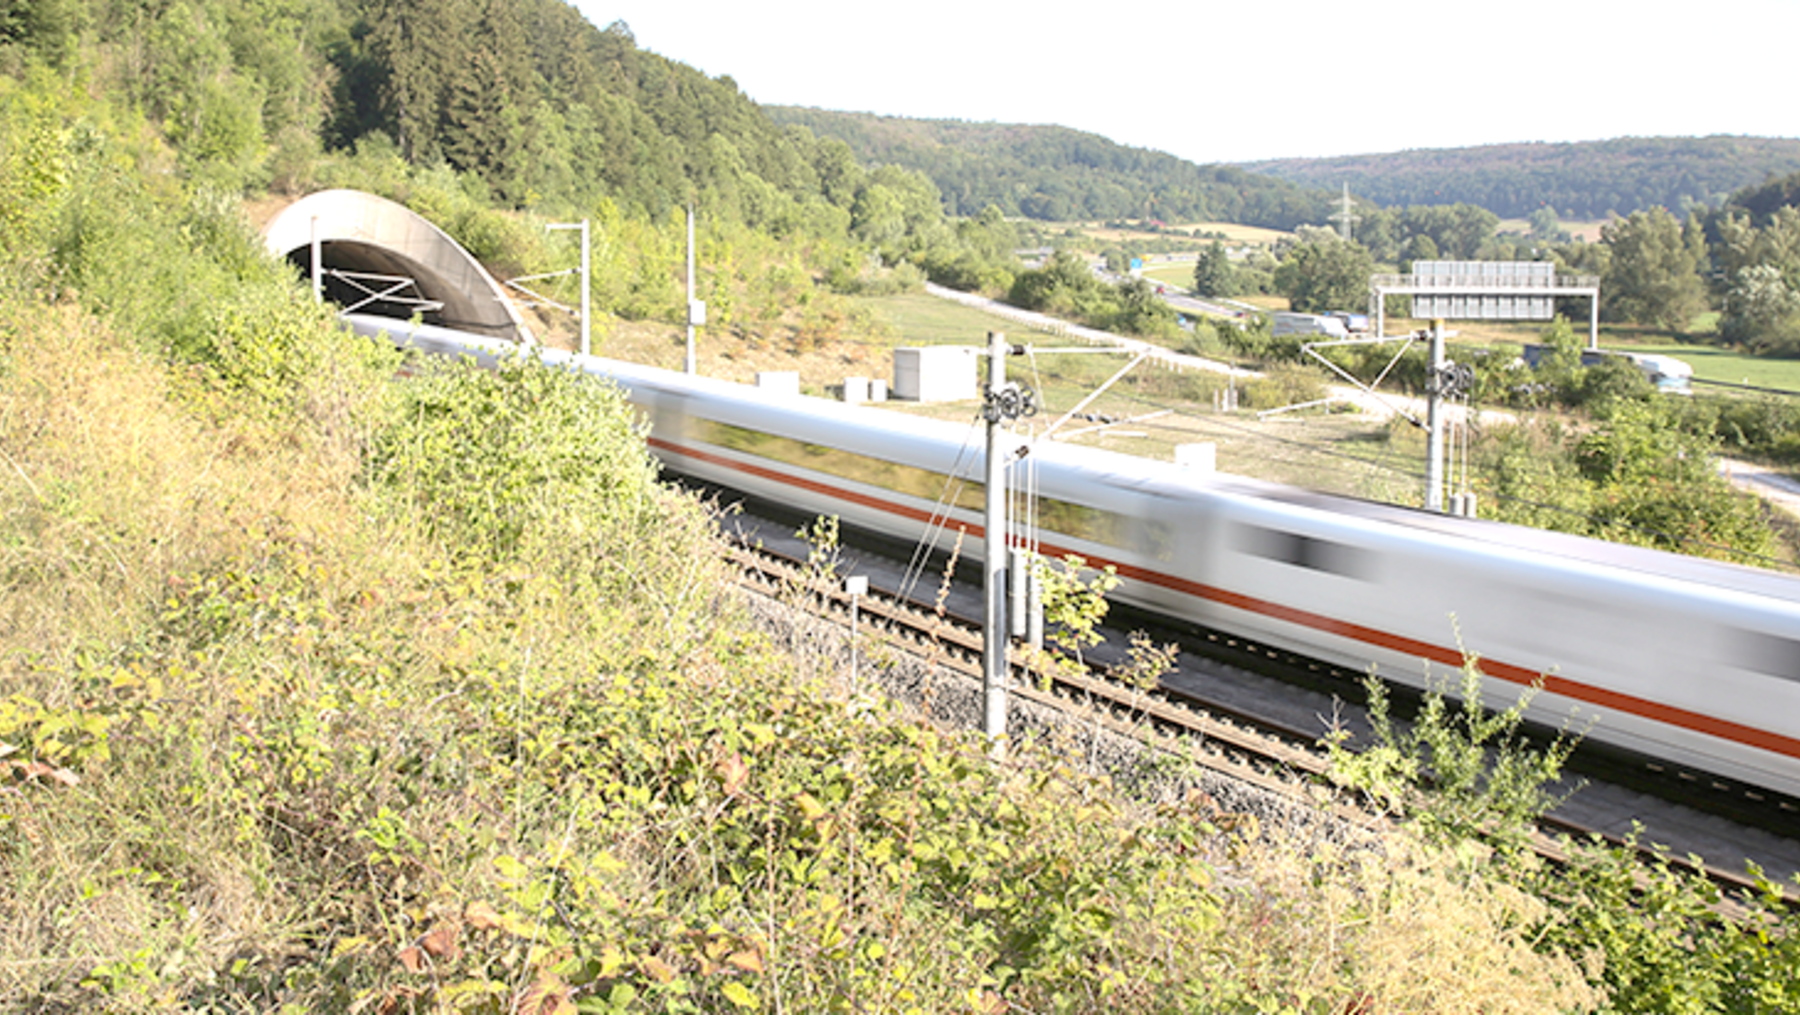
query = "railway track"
xmin=724 ymin=535 xmax=1798 ymax=909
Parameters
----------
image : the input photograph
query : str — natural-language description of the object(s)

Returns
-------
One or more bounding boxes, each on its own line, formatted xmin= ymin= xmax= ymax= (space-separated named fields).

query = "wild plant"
xmin=1323 ymin=649 xmax=1583 ymax=853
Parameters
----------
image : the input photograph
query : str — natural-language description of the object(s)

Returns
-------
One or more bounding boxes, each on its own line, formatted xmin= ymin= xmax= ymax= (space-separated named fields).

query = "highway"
xmin=922 ymin=282 xmax=1510 ymax=426
xmin=1160 ymin=289 xmax=1242 ymax=319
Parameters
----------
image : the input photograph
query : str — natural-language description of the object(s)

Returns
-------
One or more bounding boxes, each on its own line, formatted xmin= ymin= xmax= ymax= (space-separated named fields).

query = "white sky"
xmin=571 ymin=0 xmax=1797 ymax=164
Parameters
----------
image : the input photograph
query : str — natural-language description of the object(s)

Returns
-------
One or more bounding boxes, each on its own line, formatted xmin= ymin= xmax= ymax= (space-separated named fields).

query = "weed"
xmin=1324 ymin=648 xmax=1584 ymax=853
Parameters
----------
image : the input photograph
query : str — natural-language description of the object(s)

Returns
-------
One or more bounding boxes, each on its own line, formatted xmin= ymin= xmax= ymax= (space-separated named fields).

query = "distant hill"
xmin=764 ymin=107 xmax=1338 ymax=230
xmin=1241 ymin=137 xmax=1800 ymax=220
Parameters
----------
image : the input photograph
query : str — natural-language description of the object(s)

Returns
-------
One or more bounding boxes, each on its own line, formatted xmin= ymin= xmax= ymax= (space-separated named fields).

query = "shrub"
xmin=828 ymin=250 xmax=928 ymax=295
xmin=1241 ymin=362 xmax=1328 ymax=410
xmin=369 ymin=350 xmax=661 ymax=569
xmin=1476 ymin=422 xmax=1595 ymax=534
xmin=1530 ymin=835 xmax=1800 ymax=1013
xmin=1217 ymin=315 xmax=1310 ymax=364
xmin=1326 ymin=654 xmax=1581 ymax=852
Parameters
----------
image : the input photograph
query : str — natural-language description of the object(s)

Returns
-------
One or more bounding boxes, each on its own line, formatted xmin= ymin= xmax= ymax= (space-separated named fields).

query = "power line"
xmin=1020 ymin=361 xmax=1800 ymax=569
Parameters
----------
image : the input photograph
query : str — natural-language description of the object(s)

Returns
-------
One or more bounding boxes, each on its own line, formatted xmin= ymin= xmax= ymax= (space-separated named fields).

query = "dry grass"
xmin=0 ymin=300 xmax=403 ymax=1002
xmin=1211 ymin=830 xmax=1603 ymax=1013
xmin=538 ymin=294 xmax=1034 ymax=397
xmin=0 ymin=301 xmax=362 ymax=661
xmin=1167 ymin=221 xmax=1295 ymax=244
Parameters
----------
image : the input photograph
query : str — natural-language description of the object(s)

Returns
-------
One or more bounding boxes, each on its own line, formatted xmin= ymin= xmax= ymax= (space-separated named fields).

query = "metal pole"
xmin=983 ymin=330 xmax=1009 ymax=746
xmin=310 ymin=216 xmax=322 ymax=303
xmin=1026 ymin=566 xmax=1043 ymax=654
xmin=685 ymin=205 xmax=697 ymax=375
xmin=545 ymin=221 xmax=591 ymax=353
xmin=1589 ymin=292 xmax=1599 ymax=351
xmin=1426 ymin=320 xmax=1446 ymax=513
xmin=578 ymin=220 xmax=591 ymax=357
xmin=1009 ymin=548 xmax=1028 ymax=638
xmin=845 ymin=575 xmax=867 ymax=692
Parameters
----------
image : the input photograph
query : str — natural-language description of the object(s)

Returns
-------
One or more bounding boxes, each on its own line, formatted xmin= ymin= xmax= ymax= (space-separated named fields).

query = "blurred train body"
xmin=349 ymin=315 xmax=1800 ymax=801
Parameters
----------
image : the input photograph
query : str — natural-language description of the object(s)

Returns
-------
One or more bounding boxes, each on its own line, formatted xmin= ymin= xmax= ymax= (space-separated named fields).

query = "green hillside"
xmin=765 ymin=106 xmax=1339 ymax=228
xmin=2 ymin=0 xmax=1064 ymax=346
xmin=1242 ymin=137 xmax=1800 ymax=219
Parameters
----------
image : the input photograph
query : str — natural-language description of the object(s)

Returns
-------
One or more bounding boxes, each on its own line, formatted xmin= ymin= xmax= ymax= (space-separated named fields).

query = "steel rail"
xmin=723 ymin=535 xmax=1799 ymax=910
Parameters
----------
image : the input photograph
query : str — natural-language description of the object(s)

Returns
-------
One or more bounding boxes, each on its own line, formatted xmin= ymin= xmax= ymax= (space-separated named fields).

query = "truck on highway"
xmin=1270 ymin=312 xmax=1350 ymax=339
xmin=1521 ymin=345 xmax=1693 ymax=394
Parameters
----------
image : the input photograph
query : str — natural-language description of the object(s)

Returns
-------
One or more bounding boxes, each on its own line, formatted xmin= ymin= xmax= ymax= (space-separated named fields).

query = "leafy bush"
xmin=913 ymin=241 xmax=1015 ymax=295
xmin=1314 ymin=335 xmax=1429 ymax=394
xmin=1709 ymin=394 xmax=1800 ymax=464
xmin=1529 ymin=835 xmax=1800 ymax=1014
xmin=1476 ymin=422 xmax=1595 ymax=534
xmin=1327 ymin=656 xmax=1581 ymax=852
xmin=1575 ymin=399 xmax=1774 ymax=560
xmin=1472 ymin=409 xmax=1775 ymax=561
xmin=1215 ymin=315 xmax=1313 ymax=365
xmin=370 ymin=350 xmax=661 ymax=569
xmin=1327 ymin=655 xmax=1800 ymax=1013
xmin=1006 ymin=251 xmax=1181 ymax=341
xmin=827 ymin=250 xmax=929 ymax=295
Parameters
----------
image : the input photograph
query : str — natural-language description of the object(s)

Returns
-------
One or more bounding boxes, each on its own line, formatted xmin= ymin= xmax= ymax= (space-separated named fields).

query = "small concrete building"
xmin=892 ymin=346 xmax=977 ymax=402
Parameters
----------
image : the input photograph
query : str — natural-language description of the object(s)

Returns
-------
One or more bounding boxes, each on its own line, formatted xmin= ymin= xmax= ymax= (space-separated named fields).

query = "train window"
xmin=693 ymin=418 xmax=1140 ymax=550
xmin=1138 ymin=518 xmax=1174 ymax=561
xmin=1734 ymin=629 xmax=1800 ymax=683
xmin=698 ymin=419 xmax=986 ymax=511
xmin=649 ymin=391 xmax=687 ymax=442
xmin=1233 ymin=524 xmax=1368 ymax=579
xmin=1036 ymin=498 xmax=1131 ymax=549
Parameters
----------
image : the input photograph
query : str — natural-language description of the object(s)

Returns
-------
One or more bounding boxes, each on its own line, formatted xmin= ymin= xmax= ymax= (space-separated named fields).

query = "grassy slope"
xmin=0 ymin=268 xmax=1618 ymax=1014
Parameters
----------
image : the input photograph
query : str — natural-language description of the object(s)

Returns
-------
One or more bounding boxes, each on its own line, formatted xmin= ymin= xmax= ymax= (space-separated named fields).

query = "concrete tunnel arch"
xmin=262 ymin=189 xmax=530 ymax=342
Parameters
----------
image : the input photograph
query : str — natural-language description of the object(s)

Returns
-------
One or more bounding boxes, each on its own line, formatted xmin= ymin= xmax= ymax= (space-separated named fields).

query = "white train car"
xmin=348 ymin=315 xmax=1800 ymax=800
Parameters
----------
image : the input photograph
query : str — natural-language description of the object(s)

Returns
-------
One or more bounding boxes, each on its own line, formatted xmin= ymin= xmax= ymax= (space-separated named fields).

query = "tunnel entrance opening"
xmin=263 ymin=190 xmax=528 ymax=343
xmin=286 ymin=241 xmax=452 ymax=328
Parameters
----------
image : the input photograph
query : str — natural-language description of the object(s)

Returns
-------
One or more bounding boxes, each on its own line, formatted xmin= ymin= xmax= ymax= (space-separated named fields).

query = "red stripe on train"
xmin=652 ymin=436 xmax=1800 ymax=762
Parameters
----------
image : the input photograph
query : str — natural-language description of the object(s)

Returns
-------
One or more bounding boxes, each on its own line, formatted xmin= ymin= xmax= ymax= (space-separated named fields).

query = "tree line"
xmin=1 ymin=0 xmax=1050 ymax=349
xmin=1243 ymin=137 xmax=1800 ymax=221
xmin=9 ymin=0 xmax=1798 ymax=356
xmin=1182 ymin=171 xmax=1800 ymax=359
xmin=765 ymin=106 xmax=1342 ymax=229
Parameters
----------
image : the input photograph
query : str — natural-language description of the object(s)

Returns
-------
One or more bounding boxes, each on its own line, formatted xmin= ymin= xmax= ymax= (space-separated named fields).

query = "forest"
xmin=2 ymin=0 xmax=1075 ymax=356
xmin=1242 ymin=136 xmax=1800 ymax=220
xmin=766 ymin=106 xmax=1342 ymax=227
xmin=766 ymin=110 xmax=1800 ymax=225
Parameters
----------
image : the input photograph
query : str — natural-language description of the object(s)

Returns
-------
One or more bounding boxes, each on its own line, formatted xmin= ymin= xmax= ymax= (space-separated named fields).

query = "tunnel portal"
xmin=262 ymin=190 xmax=528 ymax=342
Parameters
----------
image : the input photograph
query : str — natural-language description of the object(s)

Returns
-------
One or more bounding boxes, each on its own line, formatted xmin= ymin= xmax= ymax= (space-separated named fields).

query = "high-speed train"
xmin=348 ymin=314 xmax=1800 ymax=802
